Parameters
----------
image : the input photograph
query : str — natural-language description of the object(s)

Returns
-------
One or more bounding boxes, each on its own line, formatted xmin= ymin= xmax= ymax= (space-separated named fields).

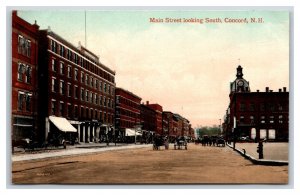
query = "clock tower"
xmin=230 ymin=65 xmax=250 ymax=93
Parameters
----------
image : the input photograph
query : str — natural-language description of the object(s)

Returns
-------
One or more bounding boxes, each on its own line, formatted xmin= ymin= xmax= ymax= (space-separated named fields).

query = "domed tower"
xmin=230 ymin=65 xmax=250 ymax=93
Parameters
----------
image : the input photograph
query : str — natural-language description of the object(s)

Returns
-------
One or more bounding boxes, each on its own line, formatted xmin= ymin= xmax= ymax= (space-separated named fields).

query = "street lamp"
xmin=219 ymin=119 xmax=221 ymax=134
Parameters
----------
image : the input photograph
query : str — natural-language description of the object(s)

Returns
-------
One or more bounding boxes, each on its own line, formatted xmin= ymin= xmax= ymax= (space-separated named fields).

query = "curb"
xmin=12 ymin=144 xmax=152 ymax=162
xmin=226 ymin=143 xmax=288 ymax=166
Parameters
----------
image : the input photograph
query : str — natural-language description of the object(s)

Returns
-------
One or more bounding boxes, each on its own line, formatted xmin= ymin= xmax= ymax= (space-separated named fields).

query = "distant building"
xmin=11 ymin=11 xmax=39 ymax=146
xmin=223 ymin=65 xmax=289 ymax=142
xmin=144 ymin=102 xmax=163 ymax=135
xmin=37 ymin=28 xmax=116 ymax=143
xmin=115 ymin=87 xmax=142 ymax=138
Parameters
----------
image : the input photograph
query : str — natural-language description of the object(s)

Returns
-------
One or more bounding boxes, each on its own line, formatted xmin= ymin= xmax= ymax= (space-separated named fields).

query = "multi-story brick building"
xmin=115 ymin=87 xmax=142 ymax=140
xmin=223 ymin=65 xmax=289 ymax=142
xmin=12 ymin=11 xmax=39 ymax=146
xmin=145 ymin=102 xmax=163 ymax=135
xmin=37 ymin=28 xmax=116 ymax=143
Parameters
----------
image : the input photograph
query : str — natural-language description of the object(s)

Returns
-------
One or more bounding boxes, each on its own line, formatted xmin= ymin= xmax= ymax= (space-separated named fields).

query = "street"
xmin=12 ymin=143 xmax=288 ymax=184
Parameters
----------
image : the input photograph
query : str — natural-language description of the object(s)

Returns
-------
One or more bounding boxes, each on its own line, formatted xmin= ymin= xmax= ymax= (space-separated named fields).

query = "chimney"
xmin=279 ymin=89 xmax=282 ymax=92
xmin=266 ymin=87 xmax=269 ymax=92
xmin=270 ymin=90 xmax=273 ymax=92
xmin=256 ymin=90 xmax=259 ymax=92
xmin=146 ymin=101 xmax=149 ymax=105
xmin=283 ymin=87 xmax=286 ymax=92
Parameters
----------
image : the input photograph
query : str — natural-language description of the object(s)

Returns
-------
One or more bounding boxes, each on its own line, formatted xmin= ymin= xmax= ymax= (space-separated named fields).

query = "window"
xmin=95 ymin=94 xmax=98 ymax=105
xmin=60 ymin=80 xmax=65 ymax=95
xmin=59 ymin=102 xmax=64 ymax=116
xmin=67 ymin=66 xmax=72 ymax=78
xmin=279 ymin=115 xmax=283 ymax=124
xmin=52 ymin=59 xmax=57 ymax=72
xmin=100 ymin=96 xmax=102 ymax=106
xmin=99 ymin=81 xmax=102 ymax=91
xmin=95 ymin=110 xmax=98 ymax=120
xmin=74 ymin=105 xmax=78 ymax=118
xmin=74 ymin=69 xmax=78 ymax=81
xmin=67 ymin=49 xmax=72 ymax=61
xmin=67 ymin=104 xmax=72 ymax=118
xmin=270 ymin=116 xmax=274 ymax=123
xmin=260 ymin=116 xmax=265 ymax=124
xmin=250 ymin=116 xmax=255 ymax=124
xmin=90 ymin=77 xmax=93 ymax=87
xmin=239 ymin=103 xmax=245 ymax=111
xmin=108 ymin=85 xmax=110 ymax=94
xmin=51 ymin=77 xmax=57 ymax=92
xmin=95 ymin=79 xmax=98 ymax=89
xmin=17 ymin=63 xmax=25 ymax=81
xmin=18 ymin=35 xmax=23 ymax=54
xmin=85 ymin=74 xmax=89 ymax=85
xmin=51 ymin=40 xmax=57 ymax=52
xmin=278 ymin=104 xmax=283 ymax=111
xmin=90 ymin=109 xmax=94 ymax=119
xmin=86 ymin=108 xmax=89 ymax=119
xmin=239 ymin=116 xmax=244 ymax=123
xmin=111 ymin=87 xmax=114 ymax=95
xmin=104 ymin=83 xmax=107 ymax=93
xmin=74 ymin=54 xmax=78 ymax=64
xmin=103 ymin=97 xmax=106 ymax=107
xmin=74 ymin=86 xmax=78 ymax=99
xmin=59 ymin=45 xmax=65 ymax=56
xmin=268 ymin=103 xmax=275 ymax=111
xmin=51 ymin=100 xmax=56 ymax=115
xmin=90 ymin=92 xmax=93 ymax=103
xmin=85 ymin=90 xmax=89 ymax=102
xmin=25 ymin=93 xmax=32 ymax=111
xmin=81 ymin=72 xmax=84 ymax=83
xmin=25 ymin=66 xmax=32 ymax=83
xmin=81 ymin=88 xmax=84 ymax=100
xmin=108 ymin=98 xmax=111 ymax=108
xmin=249 ymin=103 xmax=255 ymax=111
xmin=80 ymin=106 xmax=84 ymax=118
xmin=18 ymin=92 xmax=25 ymax=110
xmin=18 ymin=35 xmax=31 ymax=57
xmin=67 ymin=83 xmax=72 ymax=97
xmin=25 ymin=40 xmax=31 ymax=57
xmin=60 ymin=62 xmax=64 ymax=75
xmin=116 ymin=96 xmax=120 ymax=104
xmin=260 ymin=103 xmax=265 ymax=111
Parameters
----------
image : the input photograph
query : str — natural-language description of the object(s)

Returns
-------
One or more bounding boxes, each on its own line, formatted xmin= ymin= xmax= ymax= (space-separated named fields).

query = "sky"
xmin=17 ymin=9 xmax=289 ymax=128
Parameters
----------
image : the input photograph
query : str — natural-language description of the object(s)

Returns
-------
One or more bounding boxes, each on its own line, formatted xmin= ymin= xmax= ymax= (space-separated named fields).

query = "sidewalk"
xmin=227 ymin=142 xmax=289 ymax=165
xmin=12 ymin=143 xmax=152 ymax=162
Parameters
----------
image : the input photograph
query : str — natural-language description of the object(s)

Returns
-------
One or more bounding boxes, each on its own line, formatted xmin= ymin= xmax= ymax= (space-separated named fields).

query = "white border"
xmin=2 ymin=1 xmax=299 ymax=195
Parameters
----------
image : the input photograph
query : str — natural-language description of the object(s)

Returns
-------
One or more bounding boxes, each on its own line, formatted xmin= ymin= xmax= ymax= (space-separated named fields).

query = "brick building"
xmin=144 ymin=102 xmax=163 ymax=135
xmin=140 ymin=103 xmax=156 ymax=134
xmin=11 ymin=11 xmax=39 ymax=146
xmin=37 ymin=28 xmax=116 ymax=143
xmin=223 ymin=65 xmax=289 ymax=142
xmin=115 ymin=87 xmax=142 ymax=140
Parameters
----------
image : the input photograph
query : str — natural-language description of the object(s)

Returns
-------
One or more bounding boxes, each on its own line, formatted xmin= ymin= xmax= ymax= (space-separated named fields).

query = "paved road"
xmin=12 ymin=143 xmax=288 ymax=184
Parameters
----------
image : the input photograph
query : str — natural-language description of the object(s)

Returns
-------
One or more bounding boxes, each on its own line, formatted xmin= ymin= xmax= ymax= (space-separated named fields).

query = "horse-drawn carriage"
xmin=216 ymin=137 xmax=226 ymax=147
xmin=174 ymin=136 xmax=187 ymax=150
xmin=153 ymin=136 xmax=169 ymax=150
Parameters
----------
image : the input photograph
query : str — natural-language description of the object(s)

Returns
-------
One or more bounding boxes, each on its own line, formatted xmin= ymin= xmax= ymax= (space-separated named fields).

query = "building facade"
xmin=12 ymin=11 xmax=39 ymax=146
xmin=223 ymin=65 xmax=289 ymax=142
xmin=38 ymin=28 xmax=116 ymax=143
xmin=115 ymin=87 xmax=142 ymax=139
xmin=145 ymin=102 xmax=163 ymax=135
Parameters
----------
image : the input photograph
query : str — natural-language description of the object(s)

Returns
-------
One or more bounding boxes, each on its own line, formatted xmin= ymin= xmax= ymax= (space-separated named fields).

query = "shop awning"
xmin=49 ymin=116 xmax=77 ymax=132
xmin=125 ymin=128 xmax=142 ymax=136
